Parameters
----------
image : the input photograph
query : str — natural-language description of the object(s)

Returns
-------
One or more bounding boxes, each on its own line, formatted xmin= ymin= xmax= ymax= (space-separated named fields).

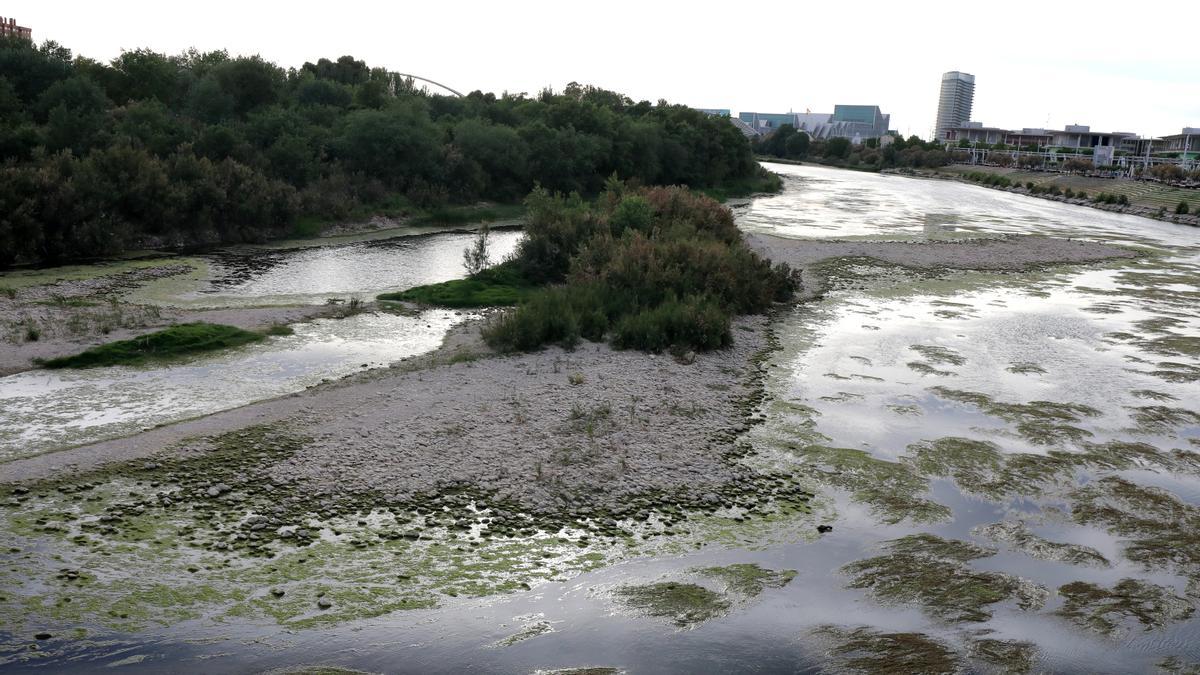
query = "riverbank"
xmin=894 ymin=165 xmax=1200 ymax=227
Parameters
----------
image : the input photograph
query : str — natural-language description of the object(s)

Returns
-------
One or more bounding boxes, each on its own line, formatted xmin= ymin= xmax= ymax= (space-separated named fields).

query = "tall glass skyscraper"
xmin=934 ymin=71 xmax=975 ymax=141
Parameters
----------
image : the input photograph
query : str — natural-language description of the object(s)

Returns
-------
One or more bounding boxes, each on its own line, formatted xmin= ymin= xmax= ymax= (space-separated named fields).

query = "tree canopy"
xmin=0 ymin=38 xmax=759 ymax=266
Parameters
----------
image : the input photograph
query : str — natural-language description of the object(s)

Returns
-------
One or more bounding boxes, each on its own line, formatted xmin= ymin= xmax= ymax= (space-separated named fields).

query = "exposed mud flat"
xmin=5 ymin=316 xmax=777 ymax=515
xmin=747 ymin=232 xmax=1138 ymax=274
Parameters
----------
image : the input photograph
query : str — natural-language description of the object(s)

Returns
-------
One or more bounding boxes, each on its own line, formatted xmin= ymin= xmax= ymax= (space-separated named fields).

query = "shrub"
xmin=1118 ymin=194 xmax=1129 ymax=206
xmin=611 ymin=294 xmax=731 ymax=352
xmin=1177 ymin=200 xmax=1190 ymax=215
xmin=483 ymin=184 xmax=795 ymax=354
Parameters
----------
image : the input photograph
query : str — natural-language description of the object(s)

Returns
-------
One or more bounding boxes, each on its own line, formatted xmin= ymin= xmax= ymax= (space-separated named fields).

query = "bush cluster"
xmin=964 ymin=171 xmax=1013 ymax=187
xmin=482 ymin=183 xmax=795 ymax=354
xmin=1092 ymin=192 xmax=1129 ymax=205
xmin=757 ymin=127 xmax=952 ymax=172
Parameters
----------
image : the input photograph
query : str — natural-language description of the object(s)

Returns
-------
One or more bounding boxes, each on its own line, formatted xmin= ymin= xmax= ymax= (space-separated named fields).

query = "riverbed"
xmin=2 ymin=165 xmax=1198 ymax=674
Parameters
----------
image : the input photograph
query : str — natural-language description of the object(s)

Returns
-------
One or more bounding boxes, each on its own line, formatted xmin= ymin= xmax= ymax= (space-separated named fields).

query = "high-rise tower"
xmin=934 ymin=71 xmax=974 ymax=141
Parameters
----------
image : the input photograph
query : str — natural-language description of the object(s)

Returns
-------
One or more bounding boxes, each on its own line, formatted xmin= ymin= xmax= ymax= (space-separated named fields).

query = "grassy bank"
xmin=934 ymin=165 xmax=1197 ymax=213
xmin=40 ymin=323 xmax=269 ymax=369
xmin=379 ymin=260 xmax=535 ymax=308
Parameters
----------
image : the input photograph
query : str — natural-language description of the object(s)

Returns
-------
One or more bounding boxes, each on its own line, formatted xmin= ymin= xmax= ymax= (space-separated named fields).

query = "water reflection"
xmin=134 ymin=229 xmax=523 ymax=308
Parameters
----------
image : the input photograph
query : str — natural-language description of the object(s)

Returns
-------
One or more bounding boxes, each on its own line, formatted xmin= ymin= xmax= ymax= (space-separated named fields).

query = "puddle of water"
xmin=0 ymin=310 xmax=463 ymax=460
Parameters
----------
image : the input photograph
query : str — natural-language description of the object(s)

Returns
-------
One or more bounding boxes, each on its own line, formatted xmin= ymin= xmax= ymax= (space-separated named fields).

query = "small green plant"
xmin=462 ymin=224 xmax=492 ymax=276
xmin=1118 ymin=194 xmax=1129 ymax=206
xmin=568 ymin=372 xmax=585 ymax=386
xmin=263 ymin=324 xmax=295 ymax=336
xmin=24 ymin=324 xmax=41 ymax=342
xmin=1176 ymin=200 xmax=1190 ymax=215
xmin=41 ymin=323 xmax=265 ymax=369
xmin=1 ymin=287 xmax=18 ymax=299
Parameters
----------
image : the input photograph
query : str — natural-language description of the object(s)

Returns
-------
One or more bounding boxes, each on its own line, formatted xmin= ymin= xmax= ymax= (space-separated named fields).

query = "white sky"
xmin=9 ymin=0 xmax=1199 ymax=138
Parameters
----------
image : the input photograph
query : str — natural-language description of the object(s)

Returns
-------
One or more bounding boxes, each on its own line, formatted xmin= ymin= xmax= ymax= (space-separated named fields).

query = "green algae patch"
xmin=969 ymin=638 xmax=1037 ymax=674
xmin=1132 ymin=390 xmax=1179 ymax=402
xmin=781 ymin=443 xmax=949 ymax=525
xmin=493 ymin=619 xmax=555 ymax=647
xmin=906 ymin=361 xmax=957 ymax=377
xmin=693 ymin=563 xmax=796 ymax=597
xmin=1056 ymin=578 xmax=1194 ymax=637
xmin=1126 ymin=406 xmax=1200 ymax=436
xmin=842 ymin=534 xmax=1047 ymax=623
xmin=40 ymin=323 xmax=265 ymax=369
xmin=905 ymin=437 xmax=1002 ymax=488
xmin=1069 ymin=477 xmax=1200 ymax=576
xmin=909 ymin=345 xmax=966 ymax=366
xmin=1159 ymin=656 xmax=1200 ymax=674
xmin=973 ymin=521 xmax=1109 ymax=567
xmin=613 ymin=581 xmax=731 ymax=628
xmin=813 ymin=625 xmax=959 ymax=675
xmin=928 ymin=387 xmax=1101 ymax=445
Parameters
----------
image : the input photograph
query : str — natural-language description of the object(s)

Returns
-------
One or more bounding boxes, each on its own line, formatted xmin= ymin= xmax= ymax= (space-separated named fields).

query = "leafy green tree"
xmin=785 ymin=131 xmax=809 ymax=158
xmin=334 ymin=102 xmax=441 ymax=185
xmin=108 ymin=49 xmax=181 ymax=105
xmin=213 ymin=56 xmax=285 ymax=115
xmin=824 ymin=137 xmax=851 ymax=159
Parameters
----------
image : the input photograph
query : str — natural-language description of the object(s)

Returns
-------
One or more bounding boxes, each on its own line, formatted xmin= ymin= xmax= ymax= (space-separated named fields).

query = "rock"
xmin=270 ymin=588 xmax=285 ymax=598
xmin=317 ymin=598 xmax=332 ymax=609
xmin=34 ymin=633 xmax=51 ymax=640
xmin=817 ymin=524 xmax=834 ymax=534
xmin=206 ymin=484 xmax=229 ymax=498
xmin=679 ymin=350 xmax=697 ymax=365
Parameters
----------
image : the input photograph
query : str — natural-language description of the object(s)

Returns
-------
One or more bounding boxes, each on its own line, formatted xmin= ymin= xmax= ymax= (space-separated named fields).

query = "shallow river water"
xmin=0 ymin=229 xmax=521 ymax=460
xmin=3 ymin=166 xmax=1199 ymax=673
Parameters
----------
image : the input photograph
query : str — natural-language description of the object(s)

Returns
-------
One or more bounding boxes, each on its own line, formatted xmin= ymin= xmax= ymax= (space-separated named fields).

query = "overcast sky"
xmin=10 ymin=0 xmax=1199 ymax=138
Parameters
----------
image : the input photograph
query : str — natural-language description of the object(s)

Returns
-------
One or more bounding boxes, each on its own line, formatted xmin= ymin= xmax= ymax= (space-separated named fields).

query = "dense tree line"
xmin=0 ymin=38 xmax=761 ymax=266
xmin=754 ymin=124 xmax=954 ymax=171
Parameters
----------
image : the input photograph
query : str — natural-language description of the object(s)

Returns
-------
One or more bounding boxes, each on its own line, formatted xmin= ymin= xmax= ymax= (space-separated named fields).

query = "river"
xmin=2 ymin=165 xmax=1198 ymax=673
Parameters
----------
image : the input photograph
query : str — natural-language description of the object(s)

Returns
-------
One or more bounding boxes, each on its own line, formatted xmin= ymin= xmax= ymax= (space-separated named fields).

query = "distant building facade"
xmin=0 ymin=16 xmax=31 ymax=40
xmin=945 ymin=122 xmax=1138 ymax=151
xmin=934 ymin=71 xmax=975 ymax=141
xmin=738 ymin=105 xmax=892 ymax=143
xmin=1160 ymin=128 xmax=1199 ymax=157
xmin=693 ymin=108 xmax=731 ymax=117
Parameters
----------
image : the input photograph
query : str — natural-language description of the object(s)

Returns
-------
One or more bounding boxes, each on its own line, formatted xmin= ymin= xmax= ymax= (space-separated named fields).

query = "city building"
xmin=693 ymin=108 xmax=731 ymax=117
xmin=738 ymin=106 xmax=892 ymax=143
xmin=1160 ymin=128 xmax=1199 ymax=158
xmin=0 ymin=16 xmax=31 ymax=40
xmin=934 ymin=71 xmax=975 ymax=141
xmin=729 ymin=118 xmax=759 ymax=139
xmin=944 ymin=122 xmax=1137 ymax=151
